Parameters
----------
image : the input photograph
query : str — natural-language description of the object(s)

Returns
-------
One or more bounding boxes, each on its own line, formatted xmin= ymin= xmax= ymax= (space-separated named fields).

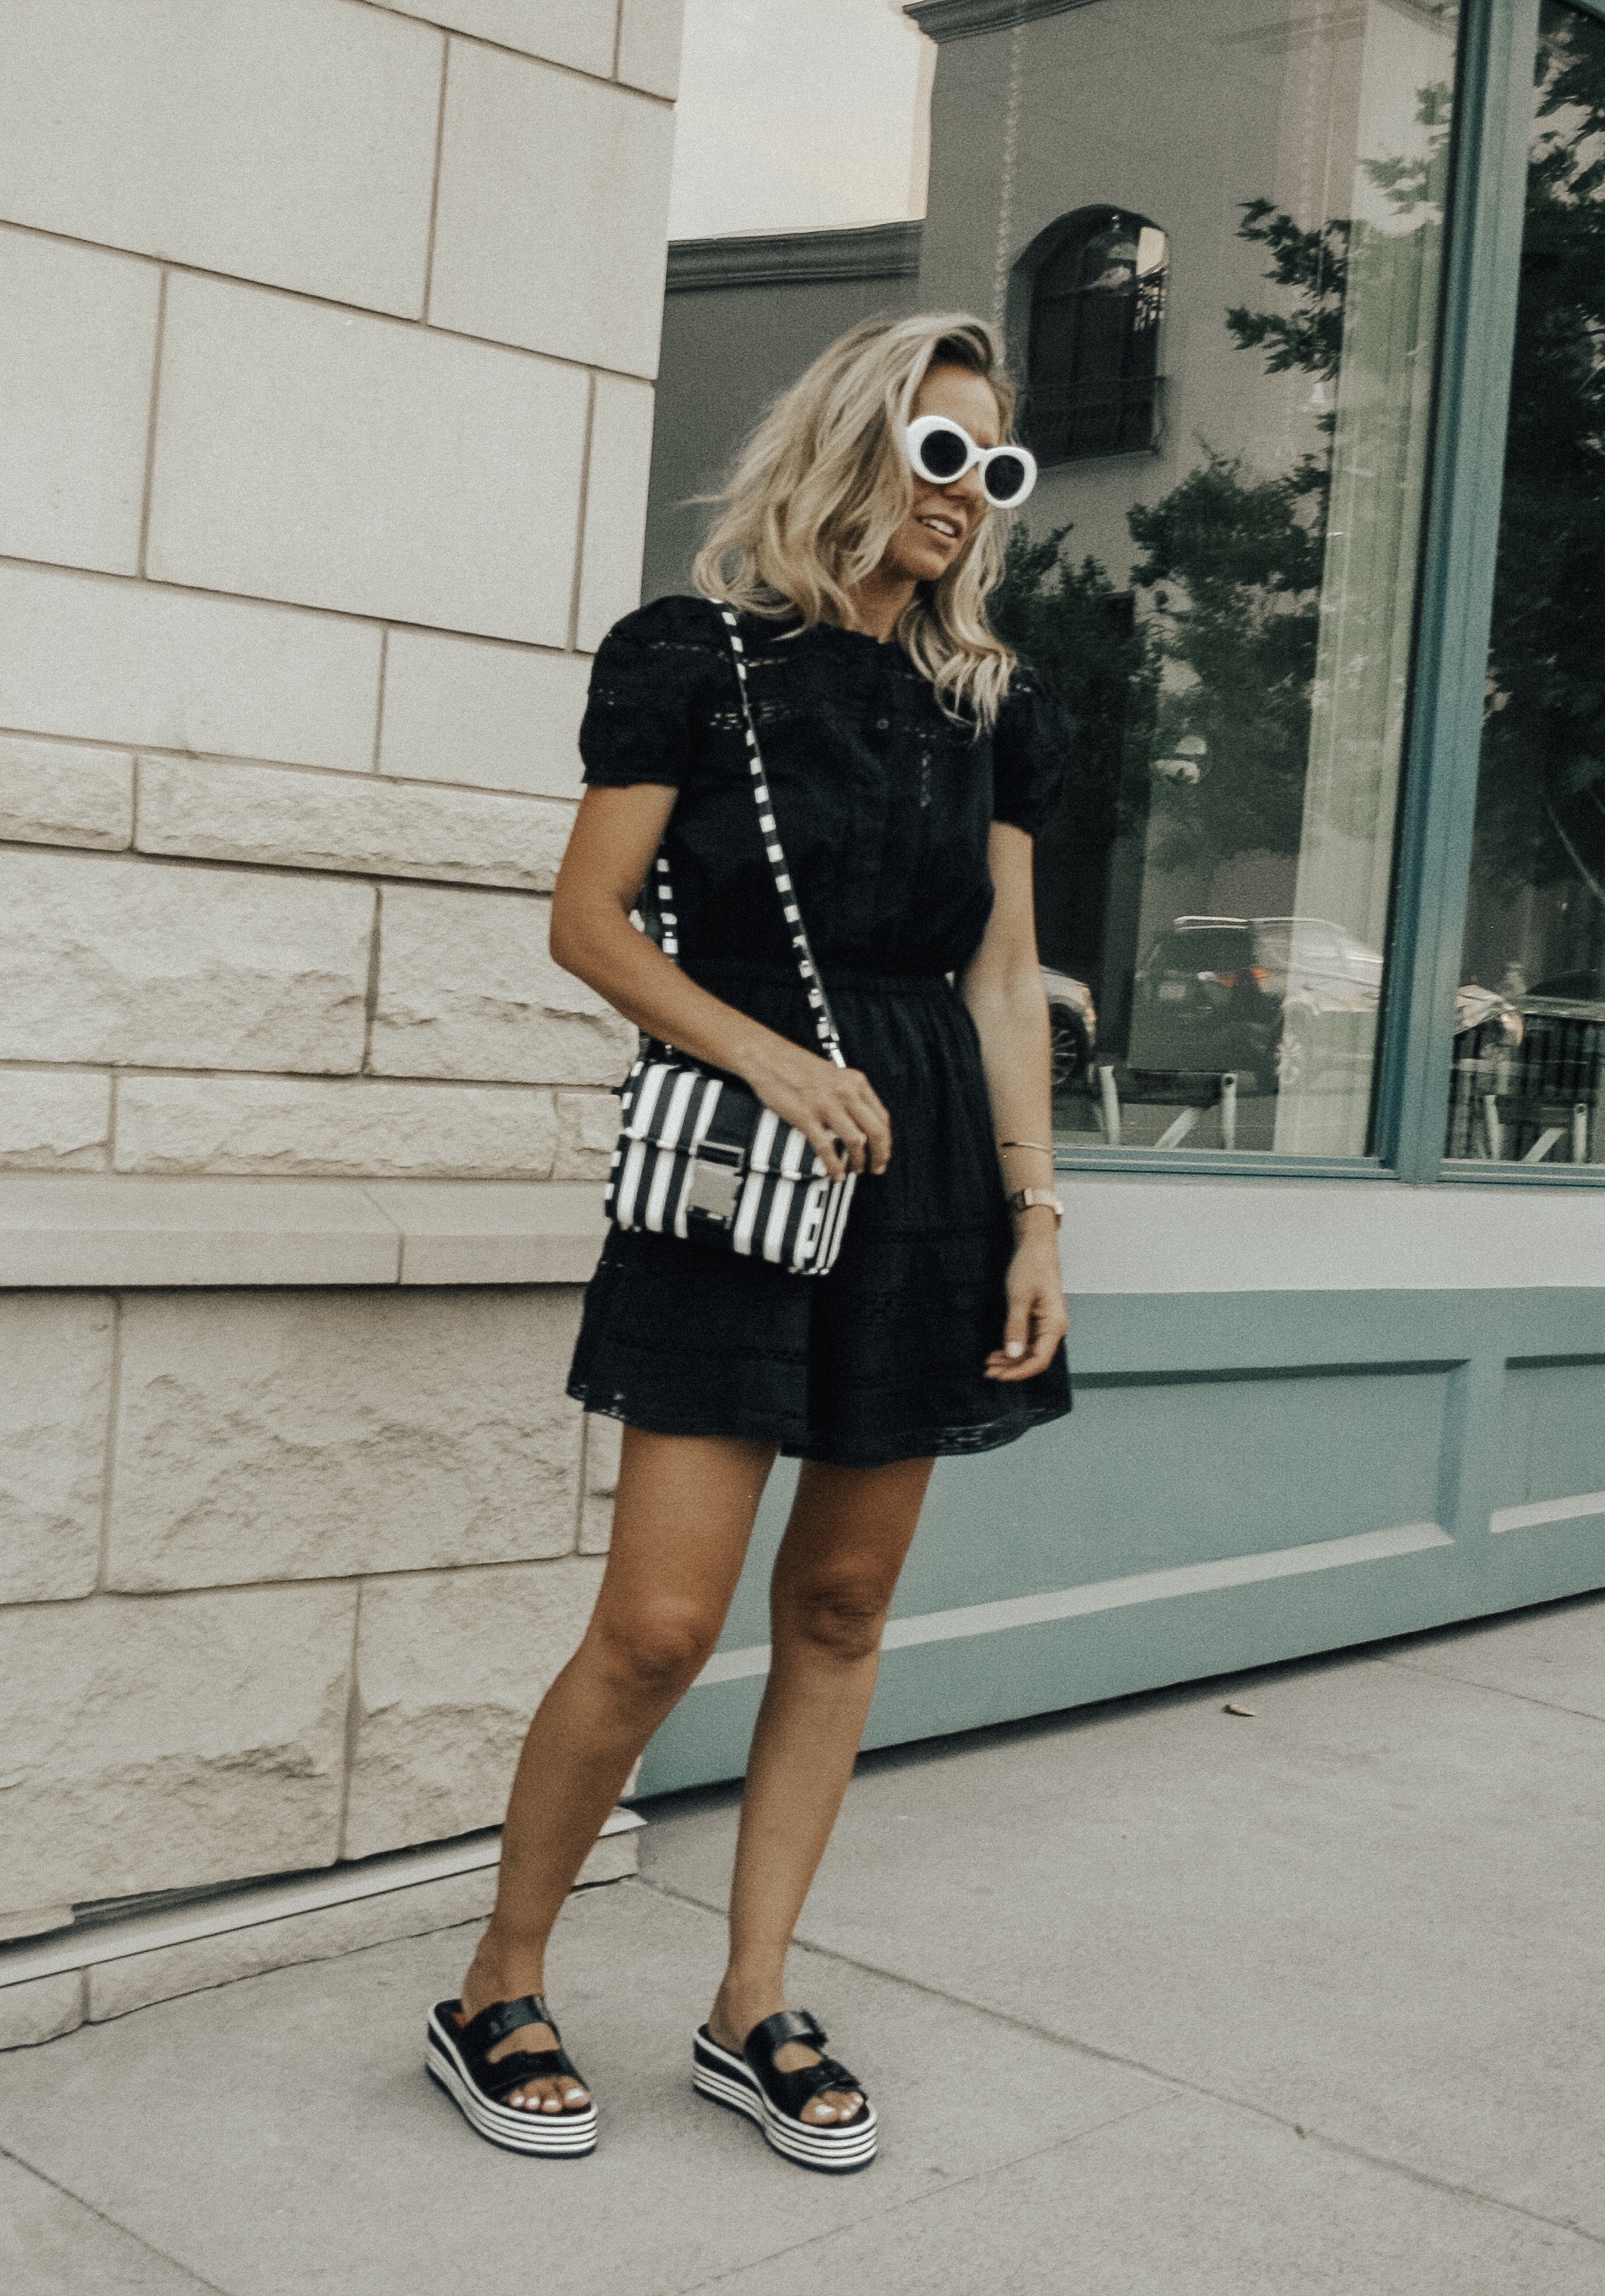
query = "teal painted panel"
xmin=636 ymin=1286 xmax=1605 ymax=1797
xmin=1502 ymin=1358 xmax=1605 ymax=1505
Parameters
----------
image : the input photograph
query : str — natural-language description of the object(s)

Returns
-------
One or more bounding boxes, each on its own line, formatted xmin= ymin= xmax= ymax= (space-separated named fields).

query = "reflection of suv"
xmin=1042 ymin=966 xmax=1097 ymax=1090
xmin=1130 ymin=914 xmax=1519 ymax=1097
xmin=1127 ymin=916 xmax=1374 ymax=1090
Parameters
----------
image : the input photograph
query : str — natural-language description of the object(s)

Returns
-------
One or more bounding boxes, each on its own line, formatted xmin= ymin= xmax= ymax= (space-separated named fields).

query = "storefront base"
xmin=641 ymin=1176 xmax=1605 ymax=1792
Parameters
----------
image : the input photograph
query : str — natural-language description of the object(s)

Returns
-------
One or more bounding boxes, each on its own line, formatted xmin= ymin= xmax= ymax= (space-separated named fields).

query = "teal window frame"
xmin=1058 ymin=0 xmax=1605 ymax=1189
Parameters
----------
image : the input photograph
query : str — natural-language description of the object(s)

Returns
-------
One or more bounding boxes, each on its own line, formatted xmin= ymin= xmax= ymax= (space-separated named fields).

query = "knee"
xmin=590 ymin=1604 xmax=720 ymax=1704
xmin=778 ymin=1573 xmax=896 ymax=1666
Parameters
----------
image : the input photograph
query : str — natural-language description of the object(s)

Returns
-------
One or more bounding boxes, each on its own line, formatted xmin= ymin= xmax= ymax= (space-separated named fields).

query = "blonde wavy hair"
xmin=691 ymin=312 xmax=1022 ymax=727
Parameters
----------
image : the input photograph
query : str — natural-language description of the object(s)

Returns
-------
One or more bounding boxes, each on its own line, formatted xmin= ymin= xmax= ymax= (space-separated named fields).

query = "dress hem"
xmin=567 ymin=1377 xmax=1070 ymax=1471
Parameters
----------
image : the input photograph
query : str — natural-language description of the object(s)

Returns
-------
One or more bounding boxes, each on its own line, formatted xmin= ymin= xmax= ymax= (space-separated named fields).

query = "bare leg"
xmin=709 ymin=1454 xmax=934 ymax=2123
xmin=461 ymin=1426 xmax=776 ymax=2113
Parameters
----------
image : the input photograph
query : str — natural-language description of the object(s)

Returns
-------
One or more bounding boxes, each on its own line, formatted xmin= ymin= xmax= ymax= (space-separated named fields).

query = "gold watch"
xmin=1007 ymin=1187 xmax=1064 ymax=1227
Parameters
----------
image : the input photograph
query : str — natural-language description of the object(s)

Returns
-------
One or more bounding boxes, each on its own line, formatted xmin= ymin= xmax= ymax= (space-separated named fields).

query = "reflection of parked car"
xmin=1128 ymin=914 xmax=1520 ymax=1094
xmin=1042 ymin=966 xmax=1097 ymax=1090
xmin=1447 ymin=969 xmax=1604 ymax=1160
xmin=1128 ymin=916 xmax=1369 ymax=1090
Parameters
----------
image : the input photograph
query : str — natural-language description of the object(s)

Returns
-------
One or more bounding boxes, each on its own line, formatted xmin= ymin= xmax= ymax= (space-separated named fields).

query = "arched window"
xmin=1023 ymin=208 xmax=1168 ymax=464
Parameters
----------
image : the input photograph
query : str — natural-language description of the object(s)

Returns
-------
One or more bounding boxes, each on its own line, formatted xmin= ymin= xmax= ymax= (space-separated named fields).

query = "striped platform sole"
xmin=692 ymin=2028 xmax=878 ymax=2174
xmin=425 ymin=2006 xmax=598 ymax=2158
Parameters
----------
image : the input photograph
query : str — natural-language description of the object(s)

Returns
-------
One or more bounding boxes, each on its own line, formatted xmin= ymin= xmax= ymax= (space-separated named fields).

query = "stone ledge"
xmin=0 ymin=1175 xmax=607 ymax=1288
xmin=0 ymin=1813 xmax=643 ymax=2044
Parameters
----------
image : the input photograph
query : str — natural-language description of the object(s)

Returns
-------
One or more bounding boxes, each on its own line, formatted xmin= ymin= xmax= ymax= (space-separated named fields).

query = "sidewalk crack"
xmin=672 ymin=2096 xmax=1183 ymax=2295
xmin=0 ymin=2140 xmax=234 ymax=2294
xmin=640 ymin=1873 xmax=1605 ymax=2253
xmin=1377 ymin=1651 xmax=1605 ymax=1726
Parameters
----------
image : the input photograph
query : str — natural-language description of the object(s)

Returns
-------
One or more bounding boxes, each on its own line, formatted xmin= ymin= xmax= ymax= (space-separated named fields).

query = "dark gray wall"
xmin=643 ymin=225 xmax=922 ymax=602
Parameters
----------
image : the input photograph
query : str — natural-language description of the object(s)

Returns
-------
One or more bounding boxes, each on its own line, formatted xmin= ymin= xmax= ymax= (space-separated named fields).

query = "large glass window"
xmin=993 ymin=0 xmax=1462 ymax=1160
xmin=1446 ymin=0 xmax=1605 ymax=1169
xmin=649 ymin=0 xmax=1469 ymax=1163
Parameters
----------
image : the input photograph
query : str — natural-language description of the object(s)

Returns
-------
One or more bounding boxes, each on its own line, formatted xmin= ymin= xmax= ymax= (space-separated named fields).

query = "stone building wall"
xmin=0 ymin=0 xmax=678 ymax=2031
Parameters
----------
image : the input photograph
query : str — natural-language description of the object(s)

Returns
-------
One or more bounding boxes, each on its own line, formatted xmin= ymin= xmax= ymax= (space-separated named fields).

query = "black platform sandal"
xmin=693 ymin=2009 xmax=878 ymax=2173
xmin=426 ymin=1995 xmax=598 ymax=2157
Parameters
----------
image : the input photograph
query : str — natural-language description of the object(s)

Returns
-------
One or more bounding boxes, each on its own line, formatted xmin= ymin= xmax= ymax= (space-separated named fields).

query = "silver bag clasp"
xmin=686 ymin=1139 xmax=745 ymax=1225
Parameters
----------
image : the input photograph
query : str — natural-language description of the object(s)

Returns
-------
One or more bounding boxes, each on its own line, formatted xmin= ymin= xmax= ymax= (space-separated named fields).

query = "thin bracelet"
xmin=998 ymin=1138 xmax=1054 ymax=1156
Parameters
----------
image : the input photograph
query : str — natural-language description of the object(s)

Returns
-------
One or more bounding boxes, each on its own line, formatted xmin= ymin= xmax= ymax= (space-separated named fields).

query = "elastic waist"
xmin=686 ymin=958 xmax=953 ymax=997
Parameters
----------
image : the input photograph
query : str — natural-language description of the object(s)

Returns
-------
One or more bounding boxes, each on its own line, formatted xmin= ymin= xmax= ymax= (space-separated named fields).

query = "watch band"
xmin=1007 ymin=1187 xmax=1064 ymax=1226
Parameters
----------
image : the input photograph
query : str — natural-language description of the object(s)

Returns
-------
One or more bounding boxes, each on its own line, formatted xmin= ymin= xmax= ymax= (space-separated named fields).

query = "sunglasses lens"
xmin=984 ymin=452 xmax=1030 ymax=505
xmin=917 ymin=423 xmax=970 ymax=481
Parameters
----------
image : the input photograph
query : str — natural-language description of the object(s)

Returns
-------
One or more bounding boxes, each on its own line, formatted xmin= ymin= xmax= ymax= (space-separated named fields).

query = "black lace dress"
xmin=565 ymin=593 xmax=1073 ymax=1468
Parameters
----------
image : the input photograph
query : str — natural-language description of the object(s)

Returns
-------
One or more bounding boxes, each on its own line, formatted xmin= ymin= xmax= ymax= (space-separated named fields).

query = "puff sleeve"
xmin=578 ymin=600 xmax=720 ymax=789
xmin=990 ymin=663 xmax=1070 ymax=838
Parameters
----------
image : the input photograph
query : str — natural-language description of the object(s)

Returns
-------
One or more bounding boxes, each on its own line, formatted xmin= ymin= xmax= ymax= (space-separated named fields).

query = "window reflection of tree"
xmin=1468 ymin=0 xmax=1605 ymax=994
xmin=996 ymin=95 xmax=1454 ymax=1069
xmin=1024 ymin=207 xmax=1167 ymax=464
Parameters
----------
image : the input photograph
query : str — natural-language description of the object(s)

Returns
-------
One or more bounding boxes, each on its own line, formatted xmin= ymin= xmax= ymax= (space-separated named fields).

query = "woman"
xmin=427 ymin=313 xmax=1072 ymax=2172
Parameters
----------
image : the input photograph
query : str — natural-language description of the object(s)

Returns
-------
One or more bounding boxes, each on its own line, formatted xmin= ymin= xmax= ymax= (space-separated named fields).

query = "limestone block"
xmin=0 ymin=0 xmax=439 ymax=316
xmin=377 ymin=0 xmax=616 ymax=74
xmin=0 ymin=735 xmax=133 ymax=850
xmin=147 ymin=274 xmax=588 ymax=644
xmin=344 ymin=1555 xmax=605 ymax=1857
xmin=554 ymin=1089 xmax=619 ymax=1182
xmin=381 ymin=632 xmax=590 ymax=800
xmin=372 ymin=885 xmax=637 ymax=1085
xmin=430 ymin=43 xmax=673 ymax=376
xmin=0 ymin=226 xmax=159 ymax=576
xmin=617 ymin=0 xmax=686 ymax=97
xmin=0 ymin=1973 xmax=82 ymax=2052
xmin=578 ymin=374 xmax=657 ymax=652
xmin=136 ymin=756 xmax=573 ymax=890
xmin=114 ymin=1075 xmax=556 ymax=1181
xmin=107 ymin=1287 xmax=584 ymax=1590
xmin=88 ymin=1866 xmax=500 ymax=2025
xmin=0 ymin=1072 xmax=112 ymax=1172
xmin=580 ymin=1408 xmax=623 ymax=1555
xmin=0 ymin=1294 xmax=113 ymax=1602
xmin=0 ymin=560 xmax=382 ymax=771
xmin=0 ymin=1583 xmax=354 ymax=1907
xmin=0 ymin=850 xmax=372 ymax=1073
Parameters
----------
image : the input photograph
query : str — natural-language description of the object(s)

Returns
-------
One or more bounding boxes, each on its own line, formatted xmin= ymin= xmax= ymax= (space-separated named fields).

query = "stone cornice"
xmin=0 ymin=1175 xmax=608 ymax=1287
xmin=905 ymin=0 xmax=1104 ymax=41
xmin=667 ymin=221 xmax=924 ymax=294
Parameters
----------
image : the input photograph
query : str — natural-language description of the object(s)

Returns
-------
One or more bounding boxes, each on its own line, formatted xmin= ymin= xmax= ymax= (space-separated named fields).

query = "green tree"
xmin=1002 ymin=84 xmax=1457 ymax=884
xmin=1469 ymin=4 xmax=1605 ymax=928
xmin=990 ymin=527 xmax=1158 ymax=986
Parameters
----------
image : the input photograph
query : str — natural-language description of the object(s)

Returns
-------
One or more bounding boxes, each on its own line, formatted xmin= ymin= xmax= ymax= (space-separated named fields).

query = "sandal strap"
xmin=479 ymin=2046 xmax=581 ymax=2101
xmin=745 ymin=2008 xmax=826 ymax=2060
xmin=741 ymin=2008 xmax=867 ymax=2125
xmin=459 ymin=1992 xmax=564 ymax=2066
xmin=461 ymin=1994 xmax=558 ymax=2054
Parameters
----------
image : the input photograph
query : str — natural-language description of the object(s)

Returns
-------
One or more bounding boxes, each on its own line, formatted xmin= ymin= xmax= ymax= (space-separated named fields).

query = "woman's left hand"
xmin=984 ymin=1230 xmax=1068 ymax=1381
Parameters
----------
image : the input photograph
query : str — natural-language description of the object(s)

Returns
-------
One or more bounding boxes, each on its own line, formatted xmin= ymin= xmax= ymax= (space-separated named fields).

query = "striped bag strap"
xmin=652 ymin=603 xmax=848 ymax=1072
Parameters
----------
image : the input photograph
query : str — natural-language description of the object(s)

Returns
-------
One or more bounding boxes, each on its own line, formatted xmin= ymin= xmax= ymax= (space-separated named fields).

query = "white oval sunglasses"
xmin=903 ymin=415 xmax=1037 ymax=509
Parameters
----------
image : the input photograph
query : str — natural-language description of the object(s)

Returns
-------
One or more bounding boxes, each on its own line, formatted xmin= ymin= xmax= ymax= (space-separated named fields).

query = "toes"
xmin=507 ymin=2076 xmax=590 ymax=2115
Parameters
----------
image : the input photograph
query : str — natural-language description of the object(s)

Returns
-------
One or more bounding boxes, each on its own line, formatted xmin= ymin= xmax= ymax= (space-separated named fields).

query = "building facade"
xmin=640 ymin=0 xmax=1605 ymax=1794
xmin=0 ymin=0 xmax=681 ymax=2046
xmin=4 ymin=0 xmax=1602 ymax=2052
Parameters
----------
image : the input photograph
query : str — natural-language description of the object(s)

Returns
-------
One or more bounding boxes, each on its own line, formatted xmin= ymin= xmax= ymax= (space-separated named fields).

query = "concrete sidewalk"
xmin=3 ymin=1594 xmax=1603 ymax=2296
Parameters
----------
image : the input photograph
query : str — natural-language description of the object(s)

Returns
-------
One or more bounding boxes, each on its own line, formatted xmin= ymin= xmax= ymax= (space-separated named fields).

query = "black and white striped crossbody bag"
xmin=604 ymin=604 xmax=857 ymax=1276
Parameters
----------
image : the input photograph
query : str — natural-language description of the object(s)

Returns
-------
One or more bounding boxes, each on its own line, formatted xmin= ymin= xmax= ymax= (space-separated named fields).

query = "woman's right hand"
xmin=740 ymin=1037 xmax=892 ymax=1181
